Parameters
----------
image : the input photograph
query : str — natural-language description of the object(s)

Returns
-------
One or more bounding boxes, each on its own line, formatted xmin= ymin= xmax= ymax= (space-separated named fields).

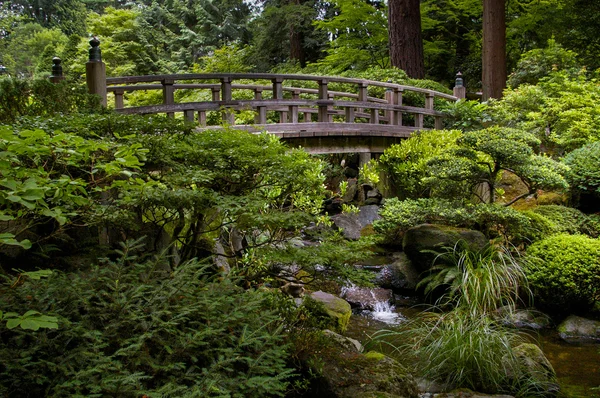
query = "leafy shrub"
xmin=532 ymin=205 xmax=600 ymax=237
xmin=507 ymin=39 xmax=581 ymax=88
xmin=0 ymin=239 xmax=293 ymax=397
xmin=439 ymin=100 xmax=490 ymax=131
xmin=525 ymin=234 xmax=600 ymax=315
xmin=376 ymin=130 xmax=462 ymax=199
xmin=374 ymin=198 xmax=530 ymax=242
xmin=563 ymin=141 xmax=600 ymax=207
xmin=0 ymin=77 xmax=101 ymax=123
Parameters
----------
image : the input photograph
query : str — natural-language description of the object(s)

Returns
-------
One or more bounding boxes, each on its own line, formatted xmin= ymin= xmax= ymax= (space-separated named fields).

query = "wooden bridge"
xmin=80 ymin=40 xmax=458 ymax=157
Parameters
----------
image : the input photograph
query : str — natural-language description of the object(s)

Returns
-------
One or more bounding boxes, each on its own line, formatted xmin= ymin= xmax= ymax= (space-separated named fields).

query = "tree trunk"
xmin=388 ymin=0 xmax=425 ymax=79
xmin=482 ymin=0 xmax=506 ymax=100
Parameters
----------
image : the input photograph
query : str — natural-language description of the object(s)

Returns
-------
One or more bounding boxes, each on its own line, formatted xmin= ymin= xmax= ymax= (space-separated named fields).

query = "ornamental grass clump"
xmin=418 ymin=241 xmax=530 ymax=316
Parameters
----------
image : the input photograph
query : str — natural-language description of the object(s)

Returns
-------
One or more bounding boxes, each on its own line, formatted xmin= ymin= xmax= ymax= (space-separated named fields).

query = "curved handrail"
xmin=105 ymin=73 xmax=456 ymax=132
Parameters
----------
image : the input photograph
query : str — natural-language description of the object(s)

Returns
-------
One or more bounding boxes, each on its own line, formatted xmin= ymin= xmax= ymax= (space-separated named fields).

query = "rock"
xmin=416 ymin=378 xmax=455 ymax=393
xmin=331 ymin=213 xmax=363 ymax=240
xmin=341 ymin=286 xmax=393 ymax=310
xmin=307 ymin=291 xmax=352 ymax=333
xmin=558 ymin=315 xmax=600 ymax=343
xmin=280 ymin=282 xmax=305 ymax=298
xmin=402 ymin=224 xmax=488 ymax=272
xmin=357 ymin=205 xmax=382 ymax=228
xmin=342 ymin=178 xmax=358 ymax=202
xmin=213 ymin=240 xmax=230 ymax=273
xmin=511 ymin=343 xmax=559 ymax=395
xmin=496 ymin=307 xmax=552 ymax=330
xmin=322 ymin=329 xmax=363 ymax=353
xmin=376 ymin=252 xmax=420 ymax=293
xmin=304 ymin=342 xmax=419 ymax=398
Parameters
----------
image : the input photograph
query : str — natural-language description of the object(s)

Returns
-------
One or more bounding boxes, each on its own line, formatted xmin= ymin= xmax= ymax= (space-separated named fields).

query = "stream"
xmin=342 ymin=287 xmax=600 ymax=397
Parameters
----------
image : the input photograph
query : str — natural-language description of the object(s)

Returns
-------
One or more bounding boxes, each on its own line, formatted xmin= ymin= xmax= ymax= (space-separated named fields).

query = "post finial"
xmin=89 ymin=36 xmax=102 ymax=62
xmin=455 ymin=71 xmax=464 ymax=88
xmin=51 ymin=57 xmax=63 ymax=77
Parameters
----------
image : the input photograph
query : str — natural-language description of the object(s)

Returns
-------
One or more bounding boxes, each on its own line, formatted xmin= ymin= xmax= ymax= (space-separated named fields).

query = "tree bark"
xmin=482 ymin=0 xmax=506 ymax=100
xmin=388 ymin=0 xmax=425 ymax=79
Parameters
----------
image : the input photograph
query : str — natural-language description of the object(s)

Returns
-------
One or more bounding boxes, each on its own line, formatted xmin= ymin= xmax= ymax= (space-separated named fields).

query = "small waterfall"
xmin=342 ymin=284 xmax=406 ymax=325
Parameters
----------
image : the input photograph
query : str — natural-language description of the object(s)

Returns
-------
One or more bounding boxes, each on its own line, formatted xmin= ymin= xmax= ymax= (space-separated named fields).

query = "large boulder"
xmin=375 ymin=252 xmax=420 ymax=293
xmin=307 ymin=291 xmax=352 ymax=333
xmin=341 ymin=286 xmax=393 ymax=310
xmin=558 ymin=315 xmax=600 ymax=343
xmin=301 ymin=331 xmax=419 ymax=398
xmin=511 ymin=343 xmax=559 ymax=396
xmin=331 ymin=205 xmax=382 ymax=240
xmin=402 ymin=224 xmax=488 ymax=272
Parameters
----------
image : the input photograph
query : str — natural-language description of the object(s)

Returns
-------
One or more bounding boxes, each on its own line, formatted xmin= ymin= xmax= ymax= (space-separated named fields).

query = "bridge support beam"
xmin=359 ymin=152 xmax=372 ymax=169
xmin=86 ymin=37 xmax=107 ymax=107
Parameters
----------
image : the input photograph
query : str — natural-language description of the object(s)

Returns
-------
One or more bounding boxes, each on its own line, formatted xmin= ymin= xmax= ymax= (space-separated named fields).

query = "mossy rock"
xmin=306 ymin=291 xmax=352 ymax=333
xmin=402 ymin=224 xmax=488 ymax=272
xmin=557 ymin=315 xmax=600 ymax=343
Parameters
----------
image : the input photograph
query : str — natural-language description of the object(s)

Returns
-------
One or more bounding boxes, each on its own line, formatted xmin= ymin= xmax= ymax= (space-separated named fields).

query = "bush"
xmin=376 ymin=130 xmax=462 ymax=199
xmin=0 ymin=239 xmax=293 ymax=397
xmin=563 ymin=141 xmax=600 ymax=209
xmin=374 ymin=198 xmax=530 ymax=242
xmin=525 ymin=234 xmax=600 ymax=315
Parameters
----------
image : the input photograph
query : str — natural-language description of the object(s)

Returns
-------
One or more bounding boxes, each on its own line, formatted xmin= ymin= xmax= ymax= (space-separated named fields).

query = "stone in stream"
xmin=331 ymin=204 xmax=382 ymax=240
xmin=307 ymin=291 xmax=352 ymax=333
xmin=341 ymin=286 xmax=394 ymax=310
xmin=557 ymin=315 xmax=600 ymax=343
xmin=375 ymin=252 xmax=420 ymax=293
xmin=510 ymin=343 xmax=559 ymax=396
xmin=495 ymin=306 xmax=552 ymax=330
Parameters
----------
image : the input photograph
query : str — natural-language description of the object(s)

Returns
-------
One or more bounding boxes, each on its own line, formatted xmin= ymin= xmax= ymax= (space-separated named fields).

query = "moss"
xmin=364 ymin=351 xmax=386 ymax=361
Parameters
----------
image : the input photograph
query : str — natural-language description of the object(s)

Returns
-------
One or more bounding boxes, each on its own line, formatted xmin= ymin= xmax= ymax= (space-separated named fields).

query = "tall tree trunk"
xmin=288 ymin=0 xmax=306 ymax=67
xmin=388 ymin=0 xmax=425 ymax=79
xmin=482 ymin=0 xmax=506 ymax=100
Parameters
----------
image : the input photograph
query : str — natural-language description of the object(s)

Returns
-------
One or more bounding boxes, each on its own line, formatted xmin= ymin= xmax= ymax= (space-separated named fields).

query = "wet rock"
xmin=331 ymin=213 xmax=363 ymax=240
xmin=558 ymin=315 xmax=600 ymax=343
xmin=496 ymin=307 xmax=552 ymax=330
xmin=357 ymin=204 xmax=382 ymax=227
xmin=308 ymin=291 xmax=352 ymax=333
xmin=403 ymin=224 xmax=488 ymax=272
xmin=375 ymin=252 xmax=420 ymax=293
xmin=341 ymin=286 xmax=393 ymax=310
xmin=322 ymin=329 xmax=363 ymax=353
xmin=342 ymin=178 xmax=358 ymax=202
xmin=511 ymin=343 xmax=559 ymax=395
xmin=280 ymin=282 xmax=305 ymax=298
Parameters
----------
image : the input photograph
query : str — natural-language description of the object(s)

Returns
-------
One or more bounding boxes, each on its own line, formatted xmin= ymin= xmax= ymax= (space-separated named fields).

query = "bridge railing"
xmin=104 ymin=73 xmax=457 ymax=131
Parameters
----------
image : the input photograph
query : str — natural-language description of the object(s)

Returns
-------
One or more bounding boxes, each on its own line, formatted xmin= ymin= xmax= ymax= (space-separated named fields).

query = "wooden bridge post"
xmin=318 ymin=79 xmax=329 ymax=123
xmin=221 ymin=77 xmax=234 ymax=124
xmin=162 ymin=78 xmax=175 ymax=118
xmin=49 ymin=57 xmax=65 ymax=84
xmin=453 ymin=72 xmax=466 ymax=99
xmin=85 ymin=37 xmax=107 ymax=107
xmin=272 ymin=78 xmax=287 ymax=123
xmin=385 ymin=85 xmax=395 ymax=125
xmin=396 ymin=89 xmax=403 ymax=126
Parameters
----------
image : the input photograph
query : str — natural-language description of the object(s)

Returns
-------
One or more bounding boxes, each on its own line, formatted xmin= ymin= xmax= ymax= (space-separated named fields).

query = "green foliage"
xmin=508 ymin=39 xmax=581 ymax=88
xmin=0 ymin=22 xmax=68 ymax=78
xmin=525 ymin=233 xmax=600 ymax=314
xmin=491 ymin=72 xmax=600 ymax=153
xmin=0 ymin=77 xmax=101 ymax=123
xmin=374 ymin=197 xmax=531 ymax=242
xmin=440 ymin=100 xmax=490 ymax=131
xmin=427 ymin=126 xmax=568 ymax=204
xmin=314 ymin=0 xmax=389 ymax=72
xmin=194 ymin=44 xmax=253 ymax=73
xmin=531 ymin=205 xmax=600 ymax=237
xmin=563 ymin=141 xmax=600 ymax=201
xmin=0 ymin=239 xmax=293 ymax=397
xmin=375 ymin=313 xmax=546 ymax=396
xmin=418 ymin=242 xmax=529 ymax=316
xmin=376 ymin=129 xmax=461 ymax=199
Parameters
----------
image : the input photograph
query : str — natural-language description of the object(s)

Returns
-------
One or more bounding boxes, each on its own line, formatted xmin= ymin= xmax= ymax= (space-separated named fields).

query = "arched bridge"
xmin=103 ymin=73 xmax=457 ymax=155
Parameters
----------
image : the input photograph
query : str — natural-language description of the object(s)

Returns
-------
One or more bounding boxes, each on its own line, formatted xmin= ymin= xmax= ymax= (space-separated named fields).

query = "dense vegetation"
xmin=1 ymin=1 xmax=600 ymax=397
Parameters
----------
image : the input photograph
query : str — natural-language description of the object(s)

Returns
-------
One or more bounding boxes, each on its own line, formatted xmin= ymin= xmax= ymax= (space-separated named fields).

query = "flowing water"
xmin=344 ymin=290 xmax=600 ymax=397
